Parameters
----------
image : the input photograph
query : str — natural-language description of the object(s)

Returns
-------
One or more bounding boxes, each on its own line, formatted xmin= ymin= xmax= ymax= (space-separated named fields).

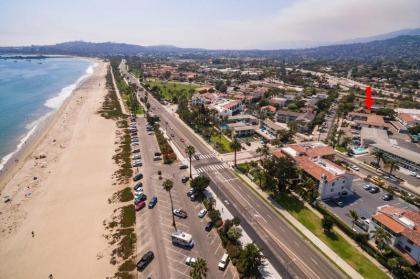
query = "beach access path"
xmin=0 ymin=61 xmax=118 ymax=279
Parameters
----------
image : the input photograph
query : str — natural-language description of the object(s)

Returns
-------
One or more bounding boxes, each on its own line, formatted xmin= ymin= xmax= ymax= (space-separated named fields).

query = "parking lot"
xmin=134 ymin=116 xmax=237 ymax=278
xmin=323 ymin=177 xmax=418 ymax=233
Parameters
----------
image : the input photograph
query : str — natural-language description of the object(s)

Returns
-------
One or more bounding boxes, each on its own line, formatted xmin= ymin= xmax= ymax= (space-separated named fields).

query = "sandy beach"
xmin=0 ymin=60 xmax=119 ymax=278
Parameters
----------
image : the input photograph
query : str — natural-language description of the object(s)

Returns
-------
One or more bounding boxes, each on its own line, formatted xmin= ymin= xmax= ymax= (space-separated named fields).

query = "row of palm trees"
xmin=372 ymin=149 xmax=400 ymax=175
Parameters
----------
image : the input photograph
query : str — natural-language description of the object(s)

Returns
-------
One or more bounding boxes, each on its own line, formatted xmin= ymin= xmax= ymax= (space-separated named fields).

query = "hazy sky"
xmin=1 ymin=0 xmax=419 ymax=49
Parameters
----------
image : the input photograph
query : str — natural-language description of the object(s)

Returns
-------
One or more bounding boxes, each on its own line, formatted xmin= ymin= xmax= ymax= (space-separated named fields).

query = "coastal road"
xmin=122 ymin=65 xmax=346 ymax=278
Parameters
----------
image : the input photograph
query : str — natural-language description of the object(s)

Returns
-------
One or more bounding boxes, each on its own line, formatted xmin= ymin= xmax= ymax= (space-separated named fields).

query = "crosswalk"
xmin=195 ymin=163 xmax=226 ymax=174
xmin=192 ymin=153 xmax=217 ymax=160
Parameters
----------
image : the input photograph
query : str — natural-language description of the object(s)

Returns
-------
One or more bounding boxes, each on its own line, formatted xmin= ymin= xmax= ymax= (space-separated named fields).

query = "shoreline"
xmin=0 ymin=59 xmax=118 ymax=278
xmin=0 ymin=57 xmax=97 ymax=194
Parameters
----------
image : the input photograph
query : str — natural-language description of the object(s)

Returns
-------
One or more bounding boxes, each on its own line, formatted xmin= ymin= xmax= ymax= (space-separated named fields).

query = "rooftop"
xmin=373 ymin=205 xmax=420 ymax=246
xmin=372 ymin=143 xmax=420 ymax=165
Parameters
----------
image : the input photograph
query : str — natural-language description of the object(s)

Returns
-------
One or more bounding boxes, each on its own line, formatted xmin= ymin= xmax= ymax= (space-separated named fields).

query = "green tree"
xmin=372 ymin=149 xmax=385 ymax=168
xmin=373 ymin=227 xmax=391 ymax=251
xmin=384 ymin=158 xmax=399 ymax=175
xmin=190 ymin=257 xmax=208 ymax=279
xmin=185 ymin=145 xmax=195 ymax=178
xmin=190 ymin=175 xmax=210 ymax=194
xmin=238 ymin=243 xmax=265 ymax=277
xmin=162 ymin=179 xmax=176 ymax=230
xmin=347 ymin=209 xmax=359 ymax=230
xmin=322 ymin=216 xmax=334 ymax=233
xmin=230 ymin=138 xmax=242 ymax=167
xmin=256 ymin=143 xmax=269 ymax=162
xmin=227 ymin=226 xmax=242 ymax=243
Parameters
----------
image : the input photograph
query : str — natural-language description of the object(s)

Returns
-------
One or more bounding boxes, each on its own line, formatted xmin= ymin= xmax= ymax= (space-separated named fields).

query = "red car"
xmin=135 ymin=201 xmax=146 ymax=211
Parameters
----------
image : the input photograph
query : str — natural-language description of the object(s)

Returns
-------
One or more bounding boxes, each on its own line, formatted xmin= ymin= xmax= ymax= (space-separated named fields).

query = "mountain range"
xmin=0 ymin=29 xmax=419 ymax=62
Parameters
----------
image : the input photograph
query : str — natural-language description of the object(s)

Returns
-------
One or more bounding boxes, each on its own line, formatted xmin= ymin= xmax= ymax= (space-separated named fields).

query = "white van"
xmin=218 ymin=253 xmax=229 ymax=270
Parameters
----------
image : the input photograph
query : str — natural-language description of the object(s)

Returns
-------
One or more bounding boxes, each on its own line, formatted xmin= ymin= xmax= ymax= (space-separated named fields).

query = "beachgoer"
xmin=49 ymin=274 xmax=53 ymax=279
xmin=31 ymin=231 xmax=35 ymax=237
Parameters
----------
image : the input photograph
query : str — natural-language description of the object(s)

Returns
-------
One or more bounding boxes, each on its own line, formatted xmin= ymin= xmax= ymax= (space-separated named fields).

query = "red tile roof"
xmin=285 ymin=144 xmax=335 ymax=158
xmin=223 ymin=100 xmax=241 ymax=109
xmin=261 ymin=105 xmax=277 ymax=112
xmin=373 ymin=206 xmax=420 ymax=246
xmin=399 ymin=113 xmax=415 ymax=123
xmin=294 ymin=156 xmax=337 ymax=182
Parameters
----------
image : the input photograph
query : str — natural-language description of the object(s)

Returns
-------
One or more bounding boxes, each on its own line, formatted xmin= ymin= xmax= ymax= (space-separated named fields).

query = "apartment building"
xmin=277 ymin=142 xmax=352 ymax=200
xmin=370 ymin=205 xmax=420 ymax=266
xmin=371 ymin=143 xmax=420 ymax=173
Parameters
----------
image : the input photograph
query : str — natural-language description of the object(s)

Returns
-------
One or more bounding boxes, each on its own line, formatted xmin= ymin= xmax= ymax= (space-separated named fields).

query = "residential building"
xmin=191 ymin=93 xmax=206 ymax=106
xmin=227 ymin=114 xmax=258 ymax=125
xmin=277 ymin=142 xmax=352 ymax=200
xmin=231 ymin=124 xmax=258 ymax=138
xmin=397 ymin=111 xmax=420 ymax=128
xmin=349 ymin=112 xmax=391 ymax=130
xmin=371 ymin=143 xmax=420 ymax=173
xmin=269 ymin=97 xmax=287 ymax=107
xmin=258 ymin=119 xmax=286 ymax=140
xmin=369 ymin=205 xmax=420 ymax=266
xmin=209 ymin=99 xmax=242 ymax=117
xmin=276 ymin=110 xmax=301 ymax=123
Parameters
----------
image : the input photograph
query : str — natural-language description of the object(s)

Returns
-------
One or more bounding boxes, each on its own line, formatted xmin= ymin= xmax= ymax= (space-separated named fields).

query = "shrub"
xmin=226 ymin=243 xmax=242 ymax=260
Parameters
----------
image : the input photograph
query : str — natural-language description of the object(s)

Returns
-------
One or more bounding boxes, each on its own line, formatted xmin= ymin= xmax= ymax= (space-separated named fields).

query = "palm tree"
xmin=384 ymin=158 xmax=399 ymax=176
xmin=185 ymin=145 xmax=195 ymax=178
xmin=190 ymin=257 xmax=208 ymax=279
xmin=230 ymin=137 xmax=242 ymax=167
xmin=162 ymin=179 xmax=176 ymax=230
xmin=347 ymin=209 xmax=359 ymax=230
xmin=373 ymin=227 xmax=391 ymax=250
xmin=238 ymin=243 xmax=265 ymax=277
xmin=322 ymin=216 xmax=334 ymax=233
xmin=256 ymin=143 xmax=269 ymax=163
xmin=336 ymin=129 xmax=345 ymax=147
xmin=372 ymin=149 xmax=384 ymax=168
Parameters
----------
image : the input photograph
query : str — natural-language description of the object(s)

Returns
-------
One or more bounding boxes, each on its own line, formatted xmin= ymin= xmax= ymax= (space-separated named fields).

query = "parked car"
xmin=132 ymin=149 xmax=141 ymax=153
xmin=369 ymin=186 xmax=380 ymax=194
xmin=205 ymin=221 xmax=213 ymax=232
xmin=363 ymin=184 xmax=372 ymax=191
xmin=198 ymin=209 xmax=207 ymax=218
xmin=154 ymin=152 xmax=161 ymax=156
xmin=132 ymin=161 xmax=142 ymax=167
xmin=181 ymin=176 xmax=189 ymax=183
xmin=133 ymin=173 xmax=143 ymax=181
xmin=333 ymin=199 xmax=344 ymax=207
xmin=148 ymin=196 xmax=158 ymax=208
xmin=187 ymin=189 xmax=196 ymax=197
xmin=173 ymin=209 xmax=188 ymax=218
xmin=135 ymin=201 xmax=146 ymax=211
xmin=137 ymin=251 xmax=154 ymax=271
xmin=382 ymin=194 xmax=393 ymax=201
xmin=132 ymin=154 xmax=141 ymax=160
xmin=134 ymin=194 xmax=147 ymax=204
xmin=194 ymin=154 xmax=200 ymax=160
xmin=190 ymin=193 xmax=198 ymax=201
xmin=133 ymin=182 xmax=143 ymax=191
xmin=179 ymin=164 xmax=188 ymax=170
xmin=218 ymin=253 xmax=229 ymax=270
xmin=180 ymin=138 xmax=185 ymax=143
xmin=153 ymin=155 xmax=162 ymax=161
xmin=185 ymin=257 xmax=197 ymax=266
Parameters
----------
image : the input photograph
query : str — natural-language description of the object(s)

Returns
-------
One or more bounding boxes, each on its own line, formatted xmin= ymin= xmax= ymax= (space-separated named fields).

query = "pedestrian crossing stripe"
xmin=195 ymin=164 xmax=225 ymax=173
xmin=192 ymin=154 xmax=216 ymax=160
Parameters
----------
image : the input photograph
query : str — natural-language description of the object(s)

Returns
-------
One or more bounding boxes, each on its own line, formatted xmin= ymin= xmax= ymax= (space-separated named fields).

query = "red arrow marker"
xmin=365 ymin=86 xmax=373 ymax=111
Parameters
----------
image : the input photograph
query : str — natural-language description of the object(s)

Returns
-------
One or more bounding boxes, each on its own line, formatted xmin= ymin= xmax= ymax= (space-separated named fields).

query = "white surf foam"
xmin=44 ymin=62 xmax=97 ymax=109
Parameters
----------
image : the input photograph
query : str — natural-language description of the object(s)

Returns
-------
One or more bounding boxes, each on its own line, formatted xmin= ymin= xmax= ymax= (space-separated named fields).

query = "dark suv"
xmin=133 ymin=173 xmax=143 ymax=181
xmin=137 ymin=251 xmax=154 ymax=271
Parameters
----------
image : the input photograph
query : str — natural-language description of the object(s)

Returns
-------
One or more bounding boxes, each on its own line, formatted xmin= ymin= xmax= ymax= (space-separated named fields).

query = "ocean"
xmin=0 ymin=57 xmax=94 ymax=171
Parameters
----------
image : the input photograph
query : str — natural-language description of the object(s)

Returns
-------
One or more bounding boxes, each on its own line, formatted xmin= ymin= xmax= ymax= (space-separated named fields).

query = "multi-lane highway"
xmin=121 ymin=63 xmax=346 ymax=279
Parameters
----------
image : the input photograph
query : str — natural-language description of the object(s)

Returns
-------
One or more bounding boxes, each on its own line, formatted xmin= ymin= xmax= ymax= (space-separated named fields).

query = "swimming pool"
xmin=352 ymin=147 xmax=368 ymax=155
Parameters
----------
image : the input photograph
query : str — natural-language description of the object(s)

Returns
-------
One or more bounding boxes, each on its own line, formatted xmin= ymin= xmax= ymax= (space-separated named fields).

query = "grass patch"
xmin=120 ymin=205 xmax=136 ymax=228
xmin=210 ymin=133 xmax=232 ymax=153
xmin=118 ymin=187 xmax=134 ymax=202
xmin=145 ymin=79 xmax=198 ymax=102
xmin=118 ymin=259 xmax=136 ymax=272
xmin=274 ymin=194 xmax=388 ymax=279
xmin=114 ymin=272 xmax=133 ymax=279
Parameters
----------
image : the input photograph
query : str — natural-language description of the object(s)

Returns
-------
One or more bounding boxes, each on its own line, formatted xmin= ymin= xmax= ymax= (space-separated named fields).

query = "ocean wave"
xmin=0 ymin=115 xmax=43 ymax=172
xmin=44 ymin=63 xmax=97 ymax=109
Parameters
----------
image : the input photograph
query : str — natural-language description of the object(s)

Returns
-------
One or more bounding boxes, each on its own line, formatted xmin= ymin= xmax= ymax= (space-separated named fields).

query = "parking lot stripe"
xmin=214 ymin=243 xmax=222 ymax=255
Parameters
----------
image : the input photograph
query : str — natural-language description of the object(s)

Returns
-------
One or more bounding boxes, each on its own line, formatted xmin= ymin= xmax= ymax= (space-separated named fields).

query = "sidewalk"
xmin=236 ymin=172 xmax=364 ymax=279
xmin=110 ymin=66 xmax=128 ymax=115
